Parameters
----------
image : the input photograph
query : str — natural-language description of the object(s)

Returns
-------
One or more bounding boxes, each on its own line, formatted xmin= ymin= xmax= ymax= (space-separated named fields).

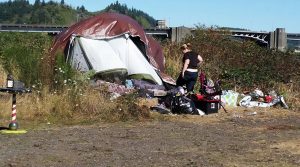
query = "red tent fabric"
xmin=50 ymin=12 xmax=165 ymax=72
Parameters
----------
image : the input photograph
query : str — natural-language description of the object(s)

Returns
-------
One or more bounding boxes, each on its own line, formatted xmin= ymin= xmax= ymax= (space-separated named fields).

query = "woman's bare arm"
xmin=182 ymin=59 xmax=190 ymax=77
xmin=198 ymin=55 xmax=203 ymax=66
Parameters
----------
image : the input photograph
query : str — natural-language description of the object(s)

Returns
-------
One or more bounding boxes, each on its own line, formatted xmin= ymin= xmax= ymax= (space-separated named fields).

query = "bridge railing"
xmin=0 ymin=24 xmax=68 ymax=33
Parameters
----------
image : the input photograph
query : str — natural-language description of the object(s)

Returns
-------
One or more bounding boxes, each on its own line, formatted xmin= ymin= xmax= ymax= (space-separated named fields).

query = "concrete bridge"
xmin=0 ymin=24 xmax=298 ymax=51
xmin=172 ymin=27 xmax=298 ymax=52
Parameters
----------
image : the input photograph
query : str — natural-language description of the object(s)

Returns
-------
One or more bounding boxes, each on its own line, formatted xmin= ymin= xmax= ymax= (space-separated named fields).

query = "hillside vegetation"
xmin=163 ymin=27 xmax=300 ymax=110
xmin=165 ymin=28 xmax=300 ymax=89
xmin=0 ymin=0 xmax=156 ymax=28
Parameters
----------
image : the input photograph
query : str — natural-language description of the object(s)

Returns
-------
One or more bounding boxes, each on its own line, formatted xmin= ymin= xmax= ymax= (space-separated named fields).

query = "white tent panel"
xmin=69 ymin=38 xmax=90 ymax=72
xmin=107 ymin=36 xmax=163 ymax=85
xmin=106 ymin=36 xmax=128 ymax=66
xmin=79 ymin=37 xmax=127 ymax=73
xmin=68 ymin=35 xmax=162 ymax=85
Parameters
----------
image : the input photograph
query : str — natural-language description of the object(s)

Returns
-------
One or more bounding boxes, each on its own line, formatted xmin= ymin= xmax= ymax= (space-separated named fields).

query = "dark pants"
xmin=176 ymin=71 xmax=198 ymax=92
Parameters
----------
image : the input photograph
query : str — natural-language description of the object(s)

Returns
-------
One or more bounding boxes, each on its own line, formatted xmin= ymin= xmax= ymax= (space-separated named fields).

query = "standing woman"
xmin=176 ymin=43 xmax=203 ymax=93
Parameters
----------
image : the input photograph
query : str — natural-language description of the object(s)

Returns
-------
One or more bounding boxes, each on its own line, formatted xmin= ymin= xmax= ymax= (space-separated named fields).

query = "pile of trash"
xmin=238 ymin=89 xmax=288 ymax=109
xmin=92 ymin=78 xmax=289 ymax=116
xmin=92 ymin=77 xmax=223 ymax=115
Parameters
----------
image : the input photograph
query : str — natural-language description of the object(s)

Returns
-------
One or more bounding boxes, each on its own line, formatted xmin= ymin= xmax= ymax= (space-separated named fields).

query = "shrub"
xmin=0 ymin=32 xmax=52 ymax=86
xmin=163 ymin=27 xmax=300 ymax=110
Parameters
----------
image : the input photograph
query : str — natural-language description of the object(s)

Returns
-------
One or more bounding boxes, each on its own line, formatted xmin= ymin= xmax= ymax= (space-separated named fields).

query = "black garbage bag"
xmin=170 ymin=95 xmax=198 ymax=115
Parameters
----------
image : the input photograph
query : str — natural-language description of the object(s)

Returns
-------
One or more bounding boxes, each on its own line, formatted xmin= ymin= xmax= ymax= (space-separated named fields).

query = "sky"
xmin=1 ymin=0 xmax=299 ymax=33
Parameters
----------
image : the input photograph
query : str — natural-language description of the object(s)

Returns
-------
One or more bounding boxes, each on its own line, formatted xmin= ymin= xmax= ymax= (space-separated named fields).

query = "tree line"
xmin=103 ymin=1 xmax=156 ymax=28
xmin=0 ymin=0 xmax=156 ymax=28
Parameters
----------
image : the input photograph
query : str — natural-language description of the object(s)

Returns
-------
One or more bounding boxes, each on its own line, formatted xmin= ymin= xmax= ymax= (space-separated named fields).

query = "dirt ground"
xmin=0 ymin=108 xmax=300 ymax=167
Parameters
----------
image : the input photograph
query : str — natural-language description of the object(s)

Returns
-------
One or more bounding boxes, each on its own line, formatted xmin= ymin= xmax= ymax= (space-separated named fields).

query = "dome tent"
xmin=50 ymin=12 xmax=172 ymax=85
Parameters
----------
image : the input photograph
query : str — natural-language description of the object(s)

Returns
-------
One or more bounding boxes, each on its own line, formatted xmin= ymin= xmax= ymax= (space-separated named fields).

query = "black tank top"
xmin=182 ymin=51 xmax=199 ymax=69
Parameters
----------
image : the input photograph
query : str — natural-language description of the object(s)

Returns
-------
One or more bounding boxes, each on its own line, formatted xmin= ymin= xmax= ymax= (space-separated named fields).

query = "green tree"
xmin=41 ymin=0 xmax=45 ymax=6
xmin=104 ymin=1 xmax=156 ymax=28
xmin=34 ymin=0 xmax=41 ymax=6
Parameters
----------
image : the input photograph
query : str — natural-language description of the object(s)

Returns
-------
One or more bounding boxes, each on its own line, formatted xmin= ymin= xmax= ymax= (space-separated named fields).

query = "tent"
xmin=50 ymin=12 xmax=174 ymax=85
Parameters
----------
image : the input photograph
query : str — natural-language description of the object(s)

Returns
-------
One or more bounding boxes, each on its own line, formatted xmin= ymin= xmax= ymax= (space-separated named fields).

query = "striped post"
xmin=11 ymin=93 xmax=17 ymax=121
xmin=8 ymin=94 xmax=18 ymax=130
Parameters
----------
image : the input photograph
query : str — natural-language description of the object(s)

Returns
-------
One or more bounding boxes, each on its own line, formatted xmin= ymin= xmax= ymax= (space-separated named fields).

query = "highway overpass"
xmin=1 ymin=24 xmax=299 ymax=51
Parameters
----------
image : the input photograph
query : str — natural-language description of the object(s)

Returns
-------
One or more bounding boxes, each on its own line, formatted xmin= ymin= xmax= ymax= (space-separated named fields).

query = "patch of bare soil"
xmin=0 ymin=108 xmax=300 ymax=167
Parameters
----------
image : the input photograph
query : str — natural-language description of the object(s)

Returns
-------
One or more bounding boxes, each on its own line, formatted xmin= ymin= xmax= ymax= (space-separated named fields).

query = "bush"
xmin=0 ymin=32 xmax=52 ymax=86
xmin=163 ymin=27 xmax=300 ymax=110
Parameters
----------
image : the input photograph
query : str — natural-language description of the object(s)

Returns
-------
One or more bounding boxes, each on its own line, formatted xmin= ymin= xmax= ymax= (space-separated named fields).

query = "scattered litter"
xmin=221 ymin=90 xmax=239 ymax=107
xmin=125 ymin=79 xmax=134 ymax=89
xmin=110 ymin=92 xmax=121 ymax=100
xmin=239 ymin=89 xmax=288 ymax=109
xmin=246 ymin=111 xmax=257 ymax=116
xmin=232 ymin=113 xmax=243 ymax=118
xmin=91 ymin=75 xmax=290 ymax=117
xmin=196 ymin=109 xmax=206 ymax=116
xmin=150 ymin=103 xmax=171 ymax=114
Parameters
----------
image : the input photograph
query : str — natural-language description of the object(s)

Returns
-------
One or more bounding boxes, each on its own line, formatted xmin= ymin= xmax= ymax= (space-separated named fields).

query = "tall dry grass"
xmin=0 ymin=64 xmax=7 ymax=87
xmin=276 ymin=83 xmax=300 ymax=110
xmin=163 ymin=42 xmax=182 ymax=79
xmin=0 ymin=84 xmax=152 ymax=127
